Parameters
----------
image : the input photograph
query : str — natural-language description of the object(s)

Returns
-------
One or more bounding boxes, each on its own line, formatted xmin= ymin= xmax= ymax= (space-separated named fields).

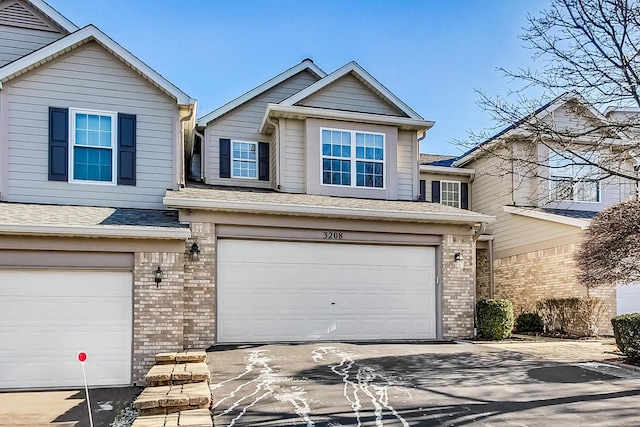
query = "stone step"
xmin=133 ymin=382 xmax=212 ymax=416
xmin=155 ymin=350 xmax=207 ymax=365
xmin=145 ymin=362 xmax=210 ymax=387
xmin=131 ymin=408 xmax=213 ymax=427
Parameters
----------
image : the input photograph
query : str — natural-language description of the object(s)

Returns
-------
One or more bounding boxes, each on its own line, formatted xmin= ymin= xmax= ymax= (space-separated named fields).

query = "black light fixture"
xmin=154 ymin=266 xmax=163 ymax=287
xmin=454 ymin=252 xmax=462 ymax=262
xmin=190 ymin=242 xmax=201 ymax=261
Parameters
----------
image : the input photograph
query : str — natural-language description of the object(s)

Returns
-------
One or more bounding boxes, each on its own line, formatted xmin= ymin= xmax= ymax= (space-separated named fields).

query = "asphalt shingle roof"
xmin=419 ymin=154 xmax=458 ymax=166
xmin=537 ymin=208 xmax=599 ymax=220
xmin=0 ymin=202 xmax=187 ymax=228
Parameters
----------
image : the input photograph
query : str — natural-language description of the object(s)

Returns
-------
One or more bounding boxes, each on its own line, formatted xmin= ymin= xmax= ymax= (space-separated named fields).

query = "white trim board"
xmin=420 ymin=165 xmax=475 ymax=176
xmin=196 ymin=59 xmax=326 ymax=126
xmin=0 ymin=223 xmax=191 ymax=239
xmin=502 ymin=205 xmax=590 ymax=229
xmin=0 ymin=25 xmax=195 ymax=106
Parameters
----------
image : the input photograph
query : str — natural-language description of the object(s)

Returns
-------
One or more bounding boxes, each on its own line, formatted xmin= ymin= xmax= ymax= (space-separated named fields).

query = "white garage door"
xmin=217 ymin=240 xmax=437 ymax=343
xmin=0 ymin=270 xmax=132 ymax=389
xmin=617 ymin=283 xmax=640 ymax=315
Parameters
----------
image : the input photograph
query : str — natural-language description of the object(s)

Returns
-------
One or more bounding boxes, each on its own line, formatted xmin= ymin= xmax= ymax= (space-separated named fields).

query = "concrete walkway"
xmin=477 ymin=335 xmax=623 ymax=364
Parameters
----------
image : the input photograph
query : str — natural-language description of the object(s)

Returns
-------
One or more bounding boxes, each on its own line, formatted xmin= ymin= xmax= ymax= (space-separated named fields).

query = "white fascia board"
xmin=259 ymin=104 xmax=434 ymax=134
xmin=0 ymin=25 xmax=195 ymax=105
xmin=420 ymin=165 xmax=475 ymax=175
xmin=0 ymin=223 xmax=192 ymax=239
xmin=502 ymin=205 xmax=590 ymax=229
xmin=196 ymin=59 xmax=327 ymax=126
xmin=279 ymin=61 xmax=424 ymax=120
xmin=27 ymin=0 xmax=79 ymax=33
xmin=164 ymin=196 xmax=496 ymax=225
xmin=477 ymin=234 xmax=494 ymax=241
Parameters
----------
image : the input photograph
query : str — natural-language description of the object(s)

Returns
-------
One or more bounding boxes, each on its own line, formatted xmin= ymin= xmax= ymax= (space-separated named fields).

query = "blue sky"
xmin=50 ymin=0 xmax=549 ymax=155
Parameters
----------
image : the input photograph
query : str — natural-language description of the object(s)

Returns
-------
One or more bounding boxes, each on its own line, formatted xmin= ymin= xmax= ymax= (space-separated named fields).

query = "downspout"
xmin=194 ymin=128 xmax=205 ymax=182
xmin=417 ymin=130 xmax=427 ymax=199
xmin=467 ymin=172 xmax=475 ymax=211
xmin=472 ymin=221 xmax=488 ymax=338
xmin=488 ymin=239 xmax=494 ymax=298
xmin=179 ymin=105 xmax=194 ymax=188
xmin=266 ymin=116 xmax=281 ymax=189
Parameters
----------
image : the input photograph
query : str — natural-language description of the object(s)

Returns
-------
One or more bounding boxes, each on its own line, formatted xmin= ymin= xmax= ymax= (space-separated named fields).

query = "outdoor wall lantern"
xmin=454 ymin=252 xmax=462 ymax=262
xmin=190 ymin=242 xmax=201 ymax=262
xmin=154 ymin=266 xmax=163 ymax=287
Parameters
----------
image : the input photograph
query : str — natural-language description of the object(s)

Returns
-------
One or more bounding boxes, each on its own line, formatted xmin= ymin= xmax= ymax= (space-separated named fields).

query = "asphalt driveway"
xmin=207 ymin=342 xmax=640 ymax=426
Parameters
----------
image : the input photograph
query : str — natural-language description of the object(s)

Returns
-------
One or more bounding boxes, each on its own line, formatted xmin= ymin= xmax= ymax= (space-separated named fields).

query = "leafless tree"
xmin=460 ymin=0 xmax=640 ymax=201
xmin=576 ymin=199 xmax=640 ymax=287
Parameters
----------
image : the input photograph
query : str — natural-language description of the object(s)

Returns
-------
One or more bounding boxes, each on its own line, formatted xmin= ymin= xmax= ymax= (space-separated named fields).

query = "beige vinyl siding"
xmin=419 ymin=172 xmax=470 ymax=203
xmin=396 ymin=130 xmax=415 ymax=200
xmin=468 ymin=153 xmax=513 ymax=220
xmin=493 ymin=213 xmax=581 ymax=256
xmin=0 ymin=24 xmax=63 ymax=67
xmin=512 ymin=140 xmax=537 ymax=206
xmin=5 ymin=41 xmax=177 ymax=209
xmin=298 ymin=73 xmax=407 ymax=117
xmin=282 ymin=118 xmax=306 ymax=193
xmin=204 ymin=70 xmax=318 ymax=188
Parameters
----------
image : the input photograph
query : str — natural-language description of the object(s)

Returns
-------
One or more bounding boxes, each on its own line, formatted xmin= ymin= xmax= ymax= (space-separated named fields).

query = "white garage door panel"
xmin=218 ymin=240 xmax=436 ymax=343
xmin=0 ymin=270 xmax=132 ymax=389
xmin=618 ymin=283 xmax=640 ymax=315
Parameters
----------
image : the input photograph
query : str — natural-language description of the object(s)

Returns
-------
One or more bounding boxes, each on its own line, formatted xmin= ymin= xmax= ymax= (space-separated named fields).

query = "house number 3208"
xmin=323 ymin=232 xmax=343 ymax=240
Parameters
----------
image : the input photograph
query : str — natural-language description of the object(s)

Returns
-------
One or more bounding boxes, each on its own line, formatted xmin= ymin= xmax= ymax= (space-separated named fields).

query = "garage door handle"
xmin=331 ymin=302 xmax=336 ymax=305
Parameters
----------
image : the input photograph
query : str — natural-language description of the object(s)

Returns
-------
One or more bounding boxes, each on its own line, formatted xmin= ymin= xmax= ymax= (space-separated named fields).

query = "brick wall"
xmin=183 ymin=222 xmax=216 ymax=349
xmin=132 ymin=251 xmax=185 ymax=383
xmin=476 ymin=248 xmax=490 ymax=300
xmin=441 ymin=234 xmax=475 ymax=339
xmin=493 ymin=243 xmax=615 ymax=334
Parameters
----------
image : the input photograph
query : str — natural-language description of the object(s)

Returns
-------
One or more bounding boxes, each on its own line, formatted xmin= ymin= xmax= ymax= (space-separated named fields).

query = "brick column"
xmin=183 ymin=222 xmax=216 ymax=349
xmin=441 ymin=234 xmax=475 ymax=339
xmin=132 ymin=251 xmax=184 ymax=384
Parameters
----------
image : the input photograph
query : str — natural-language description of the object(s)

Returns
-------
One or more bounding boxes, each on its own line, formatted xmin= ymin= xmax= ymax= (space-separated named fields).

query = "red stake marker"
xmin=78 ymin=352 xmax=94 ymax=427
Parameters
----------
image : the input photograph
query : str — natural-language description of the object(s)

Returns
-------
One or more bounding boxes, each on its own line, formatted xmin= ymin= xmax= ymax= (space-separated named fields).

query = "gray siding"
xmin=282 ymin=118 xmax=305 ymax=193
xmin=5 ymin=41 xmax=178 ymax=209
xmin=0 ymin=24 xmax=63 ymax=67
xmin=204 ymin=70 xmax=319 ymax=188
xmin=397 ymin=130 xmax=415 ymax=200
xmin=298 ymin=73 xmax=407 ymax=117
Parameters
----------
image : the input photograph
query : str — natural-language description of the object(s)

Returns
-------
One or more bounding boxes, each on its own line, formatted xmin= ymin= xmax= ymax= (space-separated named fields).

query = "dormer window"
xmin=321 ymin=128 xmax=385 ymax=189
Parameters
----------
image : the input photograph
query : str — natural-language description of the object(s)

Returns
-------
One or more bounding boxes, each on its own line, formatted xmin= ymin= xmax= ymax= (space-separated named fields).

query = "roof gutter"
xmin=0 ymin=224 xmax=192 ymax=239
xmin=164 ymin=196 xmax=495 ymax=225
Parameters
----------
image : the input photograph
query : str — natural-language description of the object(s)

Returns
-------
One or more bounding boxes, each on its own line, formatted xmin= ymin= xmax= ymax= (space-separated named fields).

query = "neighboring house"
xmin=421 ymin=93 xmax=640 ymax=332
xmin=0 ymin=0 xmax=195 ymax=389
xmin=0 ymin=1 xmax=495 ymax=391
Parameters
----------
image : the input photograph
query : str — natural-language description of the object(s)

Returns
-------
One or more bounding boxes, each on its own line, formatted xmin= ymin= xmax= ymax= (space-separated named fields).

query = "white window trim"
xmin=440 ymin=180 xmax=461 ymax=208
xmin=231 ymin=140 xmax=258 ymax=180
xmin=319 ymin=127 xmax=386 ymax=190
xmin=548 ymin=153 xmax=601 ymax=203
xmin=68 ymin=108 xmax=117 ymax=186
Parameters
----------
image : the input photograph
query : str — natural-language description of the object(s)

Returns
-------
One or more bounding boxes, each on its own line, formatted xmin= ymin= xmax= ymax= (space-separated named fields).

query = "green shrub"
xmin=611 ymin=313 xmax=640 ymax=362
xmin=515 ymin=312 xmax=544 ymax=332
xmin=476 ymin=299 xmax=514 ymax=340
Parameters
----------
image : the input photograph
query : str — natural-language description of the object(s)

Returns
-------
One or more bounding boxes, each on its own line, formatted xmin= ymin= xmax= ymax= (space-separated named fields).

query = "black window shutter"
xmin=117 ymin=113 xmax=136 ymax=185
xmin=418 ymin=179 xmax=426 ymax=201
xmin=220 ymin=138 xmax=231 ymax=178
xmin=48 ymin=107 xmax=68 ymax=181
xmin=258 ymin=142 xmax=269 ymax=181
xmin=431 ymin=180 xmax=440 ymax=203
xmin=461 ymin=182 xmax=469 ymax=210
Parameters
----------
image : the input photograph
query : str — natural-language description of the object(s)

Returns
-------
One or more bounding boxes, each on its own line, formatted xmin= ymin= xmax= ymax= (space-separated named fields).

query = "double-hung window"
xmin=549 ymin=152 xmax=600 ymax=202
xmin=440 ymin=180 xmax=461 ymax=208
xmin=70 ymin=109 xmax=117 ymax=184
xmin=232 ymin=141 xmax=257 ymax=179
xmin=321 ymin=128 xmax=384 ymax=188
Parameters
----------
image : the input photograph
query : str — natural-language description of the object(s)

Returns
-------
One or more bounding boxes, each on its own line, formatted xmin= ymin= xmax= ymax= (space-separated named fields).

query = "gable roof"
xmin=16 ymin=0 xmax=78 ymax=33
xmin=454 ymin=92 xmax=613 ymax=167
xmin=279 ymin=61 xmax=423 ymax=120
xmin=503 ymin=205 xmax=592 ymax=229
xmin=196 ymin=59 xmax=326 ymax=126
xmin=0 ymin=24 xmax=194 ymax=105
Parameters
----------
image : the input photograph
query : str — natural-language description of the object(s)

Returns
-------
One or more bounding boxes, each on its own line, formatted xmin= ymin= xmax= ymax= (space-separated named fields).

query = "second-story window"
xmin=321 ymin=128 xmax=384 ymax=189
xmin=232 ymin=141 xmax=257 ymax=179
xmin=549 ymin=152 xmax=600 ymax=202
xmin=70 ymin=109 xmax=117 ymax=184
xmin=441 ymin=180 xmax=461 ymax=208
